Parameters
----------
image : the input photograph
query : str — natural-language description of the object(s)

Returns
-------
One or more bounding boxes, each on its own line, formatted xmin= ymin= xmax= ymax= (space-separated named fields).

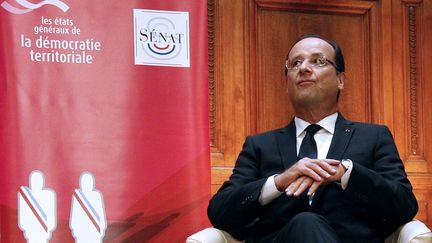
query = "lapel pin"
xmin=345 ymin=129 xmax=351 ymax=133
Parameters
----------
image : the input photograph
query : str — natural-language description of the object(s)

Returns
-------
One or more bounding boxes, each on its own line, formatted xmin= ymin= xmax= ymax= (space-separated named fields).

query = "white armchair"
xmin=187 ymin=220 xmax=432 ymax=243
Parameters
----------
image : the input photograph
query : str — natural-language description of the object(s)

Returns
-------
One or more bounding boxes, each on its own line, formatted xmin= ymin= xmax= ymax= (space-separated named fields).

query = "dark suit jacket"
xmin=207 ymin=114 xmax=418 ymax=242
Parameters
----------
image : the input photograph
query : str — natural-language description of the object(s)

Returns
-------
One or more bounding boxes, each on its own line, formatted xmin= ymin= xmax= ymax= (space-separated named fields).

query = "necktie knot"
xmin=305 ymin=124 xmax=321 ymax=135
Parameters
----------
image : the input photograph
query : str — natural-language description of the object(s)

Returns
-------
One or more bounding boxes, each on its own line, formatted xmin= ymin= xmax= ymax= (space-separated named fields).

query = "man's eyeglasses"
xmin=285 ymin=56 xmax=339 ymax=72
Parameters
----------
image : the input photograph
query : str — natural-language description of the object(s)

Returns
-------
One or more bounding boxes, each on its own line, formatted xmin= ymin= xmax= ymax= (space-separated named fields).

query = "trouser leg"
xmin=272 ymin=212 xmax=341 ymax=243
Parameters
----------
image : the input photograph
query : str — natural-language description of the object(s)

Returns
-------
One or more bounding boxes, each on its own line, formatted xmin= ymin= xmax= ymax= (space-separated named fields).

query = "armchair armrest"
xmin=385 ymin=219 xmax=432 ymax=243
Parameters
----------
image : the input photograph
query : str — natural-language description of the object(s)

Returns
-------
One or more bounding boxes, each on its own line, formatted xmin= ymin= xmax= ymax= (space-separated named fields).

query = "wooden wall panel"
xmin=210 ymin=0 xmax=250 ymax=193
xmin=254 ymin=1 xmax=375 ymax=132
xmin=209 ymin=0 xmax=432 ymax=228
xmin=391 ymin=0 xmax=432 ymax=227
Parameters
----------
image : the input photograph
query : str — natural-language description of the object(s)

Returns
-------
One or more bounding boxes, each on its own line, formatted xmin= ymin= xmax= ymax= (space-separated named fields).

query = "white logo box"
xmin=134 ymin=9 xmax=190 ymax=67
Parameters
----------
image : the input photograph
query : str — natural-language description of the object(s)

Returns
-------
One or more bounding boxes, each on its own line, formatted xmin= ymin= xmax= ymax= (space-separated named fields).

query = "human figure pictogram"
xmin=70 ymin=171 xmax=107 ymax=243
xmin=18 ymin=170 xmax=57 ymax=243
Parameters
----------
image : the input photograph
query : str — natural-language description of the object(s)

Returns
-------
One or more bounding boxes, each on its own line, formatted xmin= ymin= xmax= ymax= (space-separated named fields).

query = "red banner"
xmin=0 ymin=1 xmax=211 ymax=242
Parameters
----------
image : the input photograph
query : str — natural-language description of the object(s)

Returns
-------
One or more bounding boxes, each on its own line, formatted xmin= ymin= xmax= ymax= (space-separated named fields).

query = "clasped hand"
xmin=274 ymin=158 xmax=345 ymax=197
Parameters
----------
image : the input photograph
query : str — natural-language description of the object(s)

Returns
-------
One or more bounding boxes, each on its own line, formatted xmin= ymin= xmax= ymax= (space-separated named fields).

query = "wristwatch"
xmin=340 ymin=159 xmax=352 ymax=172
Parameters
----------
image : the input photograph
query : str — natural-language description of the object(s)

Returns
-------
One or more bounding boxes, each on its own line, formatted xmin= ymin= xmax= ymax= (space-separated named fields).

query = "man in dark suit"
xmin=207 ymin=35 xmax=418 ymax=242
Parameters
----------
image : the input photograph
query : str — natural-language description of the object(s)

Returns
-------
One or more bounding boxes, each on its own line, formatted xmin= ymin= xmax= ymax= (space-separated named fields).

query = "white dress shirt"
xmin=259 ymin=112 xmax=353 ymax=205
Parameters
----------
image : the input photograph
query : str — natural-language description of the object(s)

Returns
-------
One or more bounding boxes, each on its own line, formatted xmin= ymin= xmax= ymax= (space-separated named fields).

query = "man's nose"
xmin=298 ymin=61 xmax=313 ymax=72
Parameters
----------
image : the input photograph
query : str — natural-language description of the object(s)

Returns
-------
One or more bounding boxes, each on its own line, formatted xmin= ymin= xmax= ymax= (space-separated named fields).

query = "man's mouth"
xmin=297 ymin=80 xmax=315 ymax=86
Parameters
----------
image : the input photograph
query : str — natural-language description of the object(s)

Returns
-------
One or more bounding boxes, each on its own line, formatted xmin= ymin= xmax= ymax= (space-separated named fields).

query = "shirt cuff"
xmin=259 ymin=174 xmax=283 ymax=205
xmin=340 ymin=160 xmax=353 ymax=190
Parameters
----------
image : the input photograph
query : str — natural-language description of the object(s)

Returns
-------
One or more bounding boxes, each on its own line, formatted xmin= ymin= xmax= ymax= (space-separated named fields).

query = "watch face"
xmin=341 ymin=159 xmax=351 ymax=171
xmin=341 ymin=160 xmax=348 ymax=170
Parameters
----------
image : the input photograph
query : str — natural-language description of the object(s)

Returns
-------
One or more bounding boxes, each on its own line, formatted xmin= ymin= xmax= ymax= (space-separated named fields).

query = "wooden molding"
xmin=208 ymin=0 xmax=216 ymax=149
xmin=408 ymin=5 xmax=420 ymax=157
xmin=403 ymin=1 xmax=427 ymax=168
xmin=255 ymin=0 xmax=374 ymax=14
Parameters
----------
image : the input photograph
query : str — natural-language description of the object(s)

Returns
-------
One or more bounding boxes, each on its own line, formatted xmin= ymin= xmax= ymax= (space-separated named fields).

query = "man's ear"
xmin=337 ymin=72 xmax=345 ymax=90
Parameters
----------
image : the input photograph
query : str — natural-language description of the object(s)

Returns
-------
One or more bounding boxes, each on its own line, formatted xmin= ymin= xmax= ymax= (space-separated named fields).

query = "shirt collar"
xmin=294 ymin=112 xmax=338 ymax=137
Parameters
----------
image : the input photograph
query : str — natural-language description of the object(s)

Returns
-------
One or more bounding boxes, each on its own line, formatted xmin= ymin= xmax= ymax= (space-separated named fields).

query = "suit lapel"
xmin=326 ymin=114 xmax=355 ymax=160
xmin=311 ymin=114 xmax=355 ymax=209
xmin=276 ymin=119 xmax=298 ymax=170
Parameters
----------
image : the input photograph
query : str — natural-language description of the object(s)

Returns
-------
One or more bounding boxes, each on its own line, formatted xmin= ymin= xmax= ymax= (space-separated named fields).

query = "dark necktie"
xmin=297 ymin=124 xmax=321 ymax=209
xmin=298 ymin=124 xmax=322 ymax=159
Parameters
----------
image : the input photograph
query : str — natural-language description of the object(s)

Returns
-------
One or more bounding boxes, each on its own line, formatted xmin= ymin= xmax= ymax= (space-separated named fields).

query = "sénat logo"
xmin=133 ymin=9 xmax=190 ymax=67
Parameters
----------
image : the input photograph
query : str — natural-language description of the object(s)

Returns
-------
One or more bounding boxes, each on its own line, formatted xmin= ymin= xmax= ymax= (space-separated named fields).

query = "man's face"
xmin=286 ymin=37 xmax=344 ymax=109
